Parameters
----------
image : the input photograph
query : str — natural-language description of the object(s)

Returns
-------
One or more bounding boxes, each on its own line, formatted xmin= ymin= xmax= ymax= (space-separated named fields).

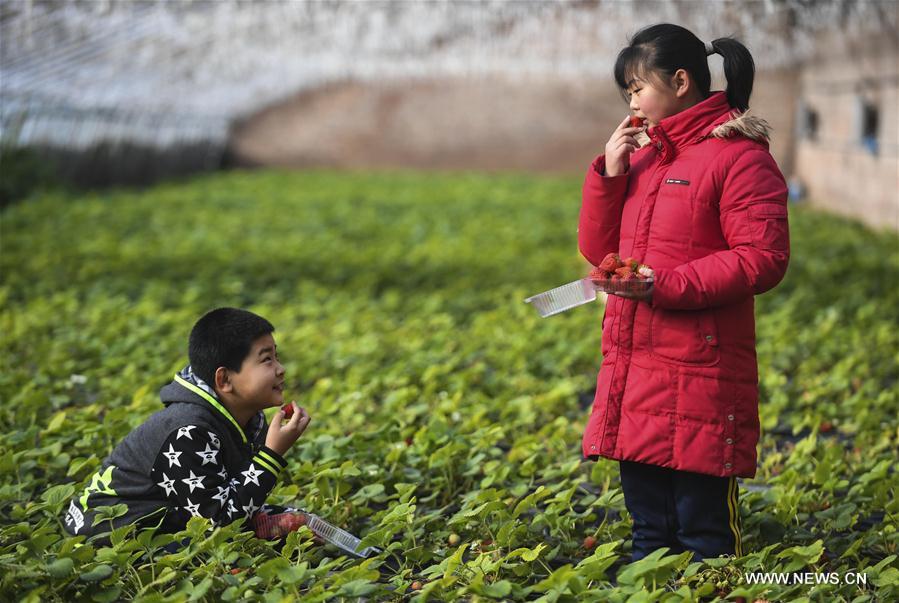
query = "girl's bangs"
xmin=614 ymin=46 xmax=649 ymax=102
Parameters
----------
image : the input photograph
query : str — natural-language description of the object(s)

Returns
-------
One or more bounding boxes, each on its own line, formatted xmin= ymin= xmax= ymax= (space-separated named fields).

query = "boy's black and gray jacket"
xmin=62 ymin=367 xmax=288 ymax=540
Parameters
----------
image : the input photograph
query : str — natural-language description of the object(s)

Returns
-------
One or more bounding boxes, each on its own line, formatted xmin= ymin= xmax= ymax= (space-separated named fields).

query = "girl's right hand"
xmin=604 ymin=115 xmax=645 ymax=177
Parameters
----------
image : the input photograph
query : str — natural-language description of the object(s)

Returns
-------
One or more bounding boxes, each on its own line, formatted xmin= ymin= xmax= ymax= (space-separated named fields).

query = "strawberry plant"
xmin=1 ymin=169 xmax=896 ymax=600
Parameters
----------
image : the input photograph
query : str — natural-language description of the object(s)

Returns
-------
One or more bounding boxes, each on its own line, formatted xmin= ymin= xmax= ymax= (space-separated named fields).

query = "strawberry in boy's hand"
xmin=629 ymin=116 xmax=645 ymax=128
xmin=266 ymin=402 xmax=310 ymax=456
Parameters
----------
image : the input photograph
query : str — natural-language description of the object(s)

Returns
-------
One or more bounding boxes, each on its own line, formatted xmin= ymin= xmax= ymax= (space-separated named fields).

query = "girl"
xmin=579 ymin=24 xmax=790 ymax=561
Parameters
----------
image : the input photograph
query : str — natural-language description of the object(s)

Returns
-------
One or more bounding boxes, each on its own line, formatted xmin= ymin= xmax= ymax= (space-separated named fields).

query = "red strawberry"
xmin=281 ymin=403 xmax=294 ymax=419
xmin=583 ymin=535 xmax=597 ymax=549
xmin=614 ymin=266 xmax=634 ymax=278
xmin=629 ymin=116 xmax=645 ymax=128
xmin=256 ymin=511 xmax=308 ymax=539
xmin=589 ymin=266 xmax=611 ymax=281
xmin=284 ymin=512 xmax=307 ymax=530
xmin=623 ymin=257 xmax=640 ymax=270
xmin=622 ymin=272 xmax=642 ymax=293
xmin=598 ymin=252 xmax=623 ymax=272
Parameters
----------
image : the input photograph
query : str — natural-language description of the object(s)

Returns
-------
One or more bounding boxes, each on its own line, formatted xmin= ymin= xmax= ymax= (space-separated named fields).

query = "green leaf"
xmin=188 ymin=577 xmax=213 ymax=601
xmin=481 ymin=580 xmax=512 ymax=598
xmin=255 ymin=557 xmax=290 ymax=581
xmin=46 ymin=557 xmax=75 ymax=579
xmin=275 ymin=563 xmax=308 ymax=585
xmin=45 ymin=411 xmax=67 ymax=434
xmin=79 ymin=564 xmax=114 ymax=582
xmin=40 ymin=484 xmax=75 ymax=507
xmin=444 ymin=543 xmax=469 ymax=579
xmin=338 ymin=579 xmax=378 ymax=597
xmin=91 ymin=586 xmax=122 ymax=603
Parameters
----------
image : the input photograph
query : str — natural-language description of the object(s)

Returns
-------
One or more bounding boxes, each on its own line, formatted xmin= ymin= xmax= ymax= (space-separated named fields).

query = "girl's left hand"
xmin=610 ymin=286 xmax=653 ymax=303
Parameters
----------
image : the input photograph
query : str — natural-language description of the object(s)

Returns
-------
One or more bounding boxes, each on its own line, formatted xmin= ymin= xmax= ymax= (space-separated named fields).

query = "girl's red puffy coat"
xmin=579 ymin=91 xmax=789 ymax=478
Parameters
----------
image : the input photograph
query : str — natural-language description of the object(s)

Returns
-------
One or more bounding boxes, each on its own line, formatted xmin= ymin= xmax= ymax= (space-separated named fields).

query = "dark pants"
xmin=619 ymin=460 xmax=743 ymax=562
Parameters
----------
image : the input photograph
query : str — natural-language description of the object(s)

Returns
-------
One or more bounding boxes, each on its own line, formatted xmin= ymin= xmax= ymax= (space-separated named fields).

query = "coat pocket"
xmin=650 ymin=308 xmax=720 ymax=366
xmin=650 ymin=178 xmax=694 ymax=243
xmin=748 ymin=203 xmax=789 ymax=252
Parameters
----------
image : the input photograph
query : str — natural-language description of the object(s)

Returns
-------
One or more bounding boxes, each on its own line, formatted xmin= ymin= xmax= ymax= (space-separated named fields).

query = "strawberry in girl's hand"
xmin=623 ymin=272 xmax=643 ymax=292
xmin=589 ymin=266 xmax=611 ymax=280
xmin=630 ymin=117 xmax=651 ymax=148
xmin=598 ymin=252 xmax=623 ymax=272
xmin=281 ymin=403 xmax=294 ymax=419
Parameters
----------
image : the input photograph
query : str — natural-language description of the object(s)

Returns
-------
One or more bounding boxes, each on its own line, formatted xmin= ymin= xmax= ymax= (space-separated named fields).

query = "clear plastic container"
xmin=525 ymin=278 xmax=597 ymax=318
xmin=589 ymin=276 xmax=653 ymax=295
xmin=252 ymin=511 xmax=379 ymax=558
xmin=306 ymin=514 xmax=380 ymax=558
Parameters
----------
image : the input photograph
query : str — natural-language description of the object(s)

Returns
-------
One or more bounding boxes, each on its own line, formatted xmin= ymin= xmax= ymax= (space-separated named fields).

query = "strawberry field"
xmin=1 ymin=170 xmax=897 ymax=601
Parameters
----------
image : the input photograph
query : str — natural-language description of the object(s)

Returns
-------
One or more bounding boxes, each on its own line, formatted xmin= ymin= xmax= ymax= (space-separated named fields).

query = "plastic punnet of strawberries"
xmin=252 ymin=510 xmax=308 ymax=540
xmin=589 ymin=253 xmax=654 ymax=294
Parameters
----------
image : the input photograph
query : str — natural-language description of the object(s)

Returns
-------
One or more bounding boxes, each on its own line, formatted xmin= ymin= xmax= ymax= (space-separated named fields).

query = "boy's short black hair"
xmin=188 ymin=307 xmax=274 ymax=387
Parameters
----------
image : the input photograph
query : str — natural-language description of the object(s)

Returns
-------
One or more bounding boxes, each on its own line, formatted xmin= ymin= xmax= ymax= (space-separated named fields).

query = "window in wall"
xmin=804 ymin=105 xmax=819 ymax=142
xmin=796 ymin=100 xmax=819 ymax=142
xmin=857 ymin=98 xmax=879 ymax=155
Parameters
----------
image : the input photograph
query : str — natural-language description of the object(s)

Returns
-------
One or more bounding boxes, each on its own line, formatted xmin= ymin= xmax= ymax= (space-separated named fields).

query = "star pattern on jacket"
xmin=184 ymin=498 xmax=202 ymax=517
xmin=176 ymin=425 xmax=196 ymax=440
xmin=241 ymin=464 xmax=263 ymax=486
xmin=181 ymin=470 xmax=205 ymax=493
xmin=195 ymin=443 xmax=219 ymax=466
xmin=149 ymin=424 xmax=287 ymax=531
xmin=241 ymin=497 xmax=260 ymax=518
xmin=212 ymin=484 xmax=230 ymax=507
xmin=163 ymin=444 xmax=182 ymax=468
xmin=157 ymin=473 xmax=176 ymax=496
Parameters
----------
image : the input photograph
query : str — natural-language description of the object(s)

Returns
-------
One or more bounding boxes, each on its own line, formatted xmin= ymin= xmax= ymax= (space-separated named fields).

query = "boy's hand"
xmin=265 ymin=402 xmax=310 ymax=456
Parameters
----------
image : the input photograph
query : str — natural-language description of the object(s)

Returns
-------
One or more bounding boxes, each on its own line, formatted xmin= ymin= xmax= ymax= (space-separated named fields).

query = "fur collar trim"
xmin=709 ymin=111 xmax=772 ymax=142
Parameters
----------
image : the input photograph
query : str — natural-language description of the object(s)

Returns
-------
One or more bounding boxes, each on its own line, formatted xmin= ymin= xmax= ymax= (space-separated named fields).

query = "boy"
xmin=62 ymin=307 xmax=311 ymax=541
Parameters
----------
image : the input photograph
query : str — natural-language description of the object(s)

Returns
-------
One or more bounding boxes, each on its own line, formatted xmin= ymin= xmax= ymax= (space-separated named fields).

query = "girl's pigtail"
xmin=711 ymin=37 xmax=755 ymax=113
